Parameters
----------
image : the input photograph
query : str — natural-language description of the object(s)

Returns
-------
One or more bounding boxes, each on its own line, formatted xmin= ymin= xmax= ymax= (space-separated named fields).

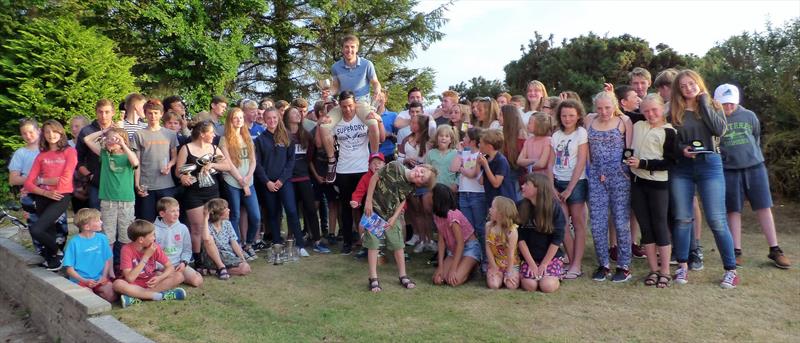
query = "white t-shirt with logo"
xmin=334 ymin=115 xmax=369 ymax=174
xmin=551 ymin=127 xmax=588 ymax=182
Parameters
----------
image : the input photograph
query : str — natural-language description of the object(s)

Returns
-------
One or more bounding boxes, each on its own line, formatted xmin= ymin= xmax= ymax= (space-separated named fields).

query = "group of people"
xmin=8 ymin=34 xmax=792 ymax=306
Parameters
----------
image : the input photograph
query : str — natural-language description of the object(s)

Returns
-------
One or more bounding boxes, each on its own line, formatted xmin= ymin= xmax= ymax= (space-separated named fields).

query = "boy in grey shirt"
xmin=133 ymin=100 xmax=178 ymax=221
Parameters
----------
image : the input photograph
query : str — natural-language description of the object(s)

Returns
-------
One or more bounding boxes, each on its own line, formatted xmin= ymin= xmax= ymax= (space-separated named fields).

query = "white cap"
xmin=714 ymin=84 xmax=740 ymax=105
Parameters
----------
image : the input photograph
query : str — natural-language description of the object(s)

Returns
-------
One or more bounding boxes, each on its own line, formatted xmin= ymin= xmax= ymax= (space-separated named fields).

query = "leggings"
xmin=30 ymin=194 xmax=72 ymax=257
xmin=293 ymin=180 xmax=321 ymax=242
xmin=335 ymin=172 xmax=364 ymax=247
xmin=631 ymin=178 xmax=670 ymax=246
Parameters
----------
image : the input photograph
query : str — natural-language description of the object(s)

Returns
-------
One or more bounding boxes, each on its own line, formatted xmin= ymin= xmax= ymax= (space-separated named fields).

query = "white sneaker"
xmin=425 ymin=241 xmax=438 ymax=252
xmin=413 ymin=241 xmax=426 ymax=253
xmin=405 ymin=234 xmax=420 ymax=246
xmin=299 ymin=248 xmax=310 ymax=257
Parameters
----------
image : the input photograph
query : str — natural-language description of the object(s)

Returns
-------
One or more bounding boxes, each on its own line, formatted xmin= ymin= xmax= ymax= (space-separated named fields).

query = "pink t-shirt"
xmin=433 ymin=209 xmax=475 ymax=253
xmin=521 ymin=136 xmax=551 ymax=175
xmin=23 ymin=147 xmax=77 ymax=194
xmin=119 ymin=243 xmax=169 ymax=288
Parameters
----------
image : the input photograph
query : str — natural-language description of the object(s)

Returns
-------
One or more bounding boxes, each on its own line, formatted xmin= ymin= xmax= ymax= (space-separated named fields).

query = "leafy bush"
xmin=0 ymin=17 xmax=137 ymax=153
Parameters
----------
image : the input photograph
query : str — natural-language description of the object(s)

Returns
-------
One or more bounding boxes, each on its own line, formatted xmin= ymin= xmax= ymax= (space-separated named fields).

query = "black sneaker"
xmin=44 ymin=255 xmax=62 ymax=272
xmin=354 ymin=248 xmax=368 ymax=259
xmin=611 ymin=267 xmax=632 ymax=283
xmin=340 ymin=245 xmax=352 ymax=255
xmin=252 ymin=240 xmax=269 ymax=251
xmin=592 ymin=266 xmax=610 ymax=281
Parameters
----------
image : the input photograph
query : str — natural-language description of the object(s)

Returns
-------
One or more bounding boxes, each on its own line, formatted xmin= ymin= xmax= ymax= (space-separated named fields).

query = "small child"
xmin=62 ymin=208 xmax=116 ymax=302
xmin=200 ymin=198 xmax=252 ymax=278
xmin=363 ymin=161 xmax=438 ymax=292
xmin=350 ymin=153 xmax=386 ymax=209
xmin=485 ymin=196 xmax=520 ymax=290
xmin=83 ymin=127 xmax=139 ymax=251
xmin=112 ymin=220 xmax=186 ymax=308
xmin=477 ymin=129 xmax=516 ymax=205
xmin=155 ymin=197 xmax=204 ymax=287
xmin=517 ymin=112 xmax=553 ymax=178
xmin=431 ymin=184 xmax=480 ymax=287
xmin=424 ymin=125 xmax=460 ymax=190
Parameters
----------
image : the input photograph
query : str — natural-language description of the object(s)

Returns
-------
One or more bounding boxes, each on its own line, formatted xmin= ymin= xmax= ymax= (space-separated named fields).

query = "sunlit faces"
xmin=496 ymin=96 xmax=508 ymax=107
xmin=96 ymin=105 xmax=115 ymax=127
xmin=719 ymin=103 xmax=737 ymax=116
xmin=200 ymin=126 xmax=216 ymax=143
xmin=229 ymin=110 xmax=245 ymax=129
xmin=619 ymin=90 xmax=641 ymax=112
xmin=408 ymin=165 xmax=433 ymax=187
xmin=145 ymin=109 xmax=162 ymax=125
xmin=594 ymin=97 xmax=616 ymax=121
xmin=368 ymin=158 xmax=385 ymax=173
xmin=340 ymin=98 xmax=356 ymax=119
xmin=43 ymin=126 xmax=62 ymax=146
xmin=164 ymin=118 xmax=181 ymax=132
xmin=342 ymin=40 xmax=359 ymax=62
xmin=437 ymin=131 xmax=452 ymax=148
xmin=244 ymin=107 xmax=258 ymax=124
xmin=211 ymin=102 xmax=228 ymax=117
xmin=408 ymin=91 xmax=424 ymax=105
xmin=678 ymin=76 xmax=700 ymax=99
xmin=520 ymin=180 xmax=539 ymax=199
xmin=441 ymin=97 xmax=456 ymax=112
xmin=640 ymin=99 xmax=665 ymax=125
xmin=527 ymin=85 xmax=544 ymax=103
xmin=85 ymin=218 xmax=103 ymax=232
xmin=264 ymin=110 xmax=280 ymax=131
xmin=286 ymin=108 xmax=302 ymax=124
xmin=20 ymin=124 xmax=40 ymax=145
xmin=159 ymin=206 xmax=180 ymax=224
xmin=450 ymin=105 xmax=463 ymax=122
xmin=630 ymin=76 xmax=650 ymax=98
xmin=559 ymin=107 xmax=579 ymax=131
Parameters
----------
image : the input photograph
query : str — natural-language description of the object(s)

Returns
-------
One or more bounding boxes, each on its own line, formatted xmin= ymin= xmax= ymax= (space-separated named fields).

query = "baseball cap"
xmin=369 ymin=152 xmax=385 ymax=162
xmin=714 ymin=84 xmax=740 ymax=105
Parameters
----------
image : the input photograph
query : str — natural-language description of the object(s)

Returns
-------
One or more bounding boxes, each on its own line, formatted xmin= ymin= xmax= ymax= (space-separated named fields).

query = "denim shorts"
xmin=447 ymin=239 xmax=482 ymax=262
xmin=724 ymin=163 xmax=773 ymax=212
xmin=554 ymin=179 xmax=588 ymax=204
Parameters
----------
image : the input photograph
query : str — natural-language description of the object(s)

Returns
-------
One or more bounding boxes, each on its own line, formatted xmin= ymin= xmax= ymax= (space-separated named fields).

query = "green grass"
xmin=112 ymin=202 xmax=799 ymax=342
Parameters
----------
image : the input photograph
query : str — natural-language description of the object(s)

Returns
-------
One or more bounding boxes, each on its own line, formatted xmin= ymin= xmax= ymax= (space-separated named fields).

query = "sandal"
xmin=644 ymin=272 xmax=659 ymax=286
xmin=656 ymin=273 xmax=672 ymax=288
xmin=368 ymin=278 xmax=382 ymax=292
xmin=399 ymin=275 xmax=416 ymax=289
xmin=563 ymin=270 xmax=583 ymax=280
xmin=217 ymin=267 xmax=231 ymax=281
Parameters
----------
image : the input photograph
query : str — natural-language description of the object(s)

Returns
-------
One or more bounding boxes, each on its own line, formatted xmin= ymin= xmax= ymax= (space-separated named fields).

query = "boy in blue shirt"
xmin=477 ymin=129 xmax=516 ymax=206
xmin=62 ymin=208 xmax=116 ymax=302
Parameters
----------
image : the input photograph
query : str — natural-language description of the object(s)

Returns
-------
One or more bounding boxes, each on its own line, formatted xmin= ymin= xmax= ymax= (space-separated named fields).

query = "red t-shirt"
xmin=24 ymin=147 xmax=77 ymax=194
xmin=119 ymin=243 xmax=169 ymax=288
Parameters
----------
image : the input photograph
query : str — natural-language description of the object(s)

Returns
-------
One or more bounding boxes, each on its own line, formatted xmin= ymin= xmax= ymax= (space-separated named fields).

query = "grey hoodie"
xmin=719 ymin=105 xmax=764 ymax=169
xmin=154 ymin=217 xmax=192 ymax=265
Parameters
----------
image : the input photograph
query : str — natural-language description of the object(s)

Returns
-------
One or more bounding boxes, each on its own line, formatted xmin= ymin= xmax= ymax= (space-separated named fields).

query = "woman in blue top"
xmin=254 ymin=108 xmax=307 ymax=257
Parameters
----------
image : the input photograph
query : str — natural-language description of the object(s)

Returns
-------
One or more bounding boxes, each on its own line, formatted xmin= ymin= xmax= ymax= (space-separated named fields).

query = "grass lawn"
xmin=113 ymin=202 xmax=800 ymax=342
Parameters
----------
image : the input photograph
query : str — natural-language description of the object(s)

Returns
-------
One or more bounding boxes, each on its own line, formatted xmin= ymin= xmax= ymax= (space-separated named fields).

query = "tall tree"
xmin=84 ymin=0 xmax=266 ymax=113
xmin=237 ymin=0 xmax=449 ymax=102
xmin=449 ymin=77 xmax=507 ymax=102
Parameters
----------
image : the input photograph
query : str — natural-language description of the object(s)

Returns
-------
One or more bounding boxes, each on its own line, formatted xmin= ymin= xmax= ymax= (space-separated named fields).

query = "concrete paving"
xmin=0 ymin=290 xmax=49 ymax=343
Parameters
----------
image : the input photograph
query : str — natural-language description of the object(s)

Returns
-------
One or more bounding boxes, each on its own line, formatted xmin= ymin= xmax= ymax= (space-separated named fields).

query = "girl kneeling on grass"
xmin=517 ymin=174 xmax=567 ymax=293
xmin=485 ymin=196 xmax=520 ymax=289
xmin=432 ymin=184 xmax=481 ymax=287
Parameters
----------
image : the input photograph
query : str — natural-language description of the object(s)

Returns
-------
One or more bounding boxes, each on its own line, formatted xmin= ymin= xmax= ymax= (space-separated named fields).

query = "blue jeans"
xmin=670 ymin=154 xmax=736 ymax=270
xmin=135 ymin=187 xmax=177 ymax=222
xmin=224 ymin=184 xmax=261 ymax=244
xmin=263 ymin=182 xmax=304 ymax=247
xmin=459 ymin=192 xmax=487 ymax=249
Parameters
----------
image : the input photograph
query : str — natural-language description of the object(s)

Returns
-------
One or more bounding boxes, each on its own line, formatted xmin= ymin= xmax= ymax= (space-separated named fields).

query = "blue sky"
xmin=408 ymin=0 xmax=800 ymax=96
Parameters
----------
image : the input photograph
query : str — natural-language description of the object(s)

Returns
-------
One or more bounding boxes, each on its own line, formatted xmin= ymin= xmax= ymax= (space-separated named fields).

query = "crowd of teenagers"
xmin=8 ymin=35 xmax=793 ymax=306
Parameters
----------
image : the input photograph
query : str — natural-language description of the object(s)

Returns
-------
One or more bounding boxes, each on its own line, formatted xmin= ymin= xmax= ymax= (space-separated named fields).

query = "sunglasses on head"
xmin=477 ymin=97 xmax=492 ymax=102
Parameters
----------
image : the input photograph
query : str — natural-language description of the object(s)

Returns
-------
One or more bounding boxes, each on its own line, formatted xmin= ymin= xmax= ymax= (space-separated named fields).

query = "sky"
xmin=407 ymin=0 xmax=800 ymax=96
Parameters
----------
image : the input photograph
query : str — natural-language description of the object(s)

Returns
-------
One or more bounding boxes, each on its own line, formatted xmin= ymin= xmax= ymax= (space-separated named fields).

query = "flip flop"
xmin=563 ymin=270 xmax=583 ymax=280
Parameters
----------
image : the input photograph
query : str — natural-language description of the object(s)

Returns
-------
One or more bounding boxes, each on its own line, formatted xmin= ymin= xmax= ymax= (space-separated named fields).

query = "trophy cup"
xmin=272 ymin=243 xmax=284 ymax=265
xmin=317 ymin=78 xmax=332 ymax=102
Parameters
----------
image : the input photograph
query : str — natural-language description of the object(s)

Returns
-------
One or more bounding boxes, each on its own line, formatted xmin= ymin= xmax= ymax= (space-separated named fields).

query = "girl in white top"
xmin=455 ymin=128 xmax=487 ymax=251
xmin=397 ymin=115 xmax=430 ymax=168
xmin=548 ymin=99 xmax=589 ymax=279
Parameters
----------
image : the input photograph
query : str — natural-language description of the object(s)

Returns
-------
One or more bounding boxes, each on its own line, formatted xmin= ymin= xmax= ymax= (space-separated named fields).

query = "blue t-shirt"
xmin=484 ymin=152 xmax=516 ymax=203
xmin=249 ymin=123 xmax=265 ymax=138
xmin=331 ymin=56 xmax=377 ymax=99
xmin=379 ymin=110 xmax=398 ymax=157
xmin=8 ymin=146 xmax=40 ymax=176
xmin=62 ymin=233 xmax=112 ymax=283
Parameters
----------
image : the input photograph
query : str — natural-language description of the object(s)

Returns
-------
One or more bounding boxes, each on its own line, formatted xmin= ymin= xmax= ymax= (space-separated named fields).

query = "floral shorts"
xmin=520 ymin=257 xmax=564 ymax=279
